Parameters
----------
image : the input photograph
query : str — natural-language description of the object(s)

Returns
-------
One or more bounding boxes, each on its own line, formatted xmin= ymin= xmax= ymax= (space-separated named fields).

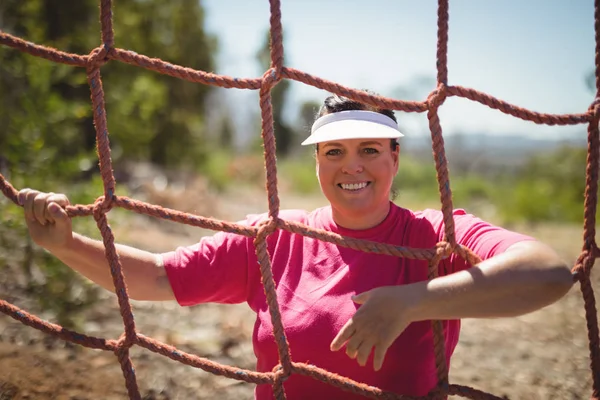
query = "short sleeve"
xmin=446 ymin=210 xmax=535 ymax=274
xmin=161 ymin=214 xmax=268 ymax=306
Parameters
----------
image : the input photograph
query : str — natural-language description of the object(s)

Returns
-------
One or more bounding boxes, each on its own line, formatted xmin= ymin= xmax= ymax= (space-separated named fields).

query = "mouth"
xmin=337 ymin=181 xmax=371 ymax=192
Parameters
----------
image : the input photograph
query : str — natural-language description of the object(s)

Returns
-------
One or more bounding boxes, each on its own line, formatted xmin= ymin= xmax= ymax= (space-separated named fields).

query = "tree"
xmin=218 ymin=113 xmax=235 ymax=150
xmin=0 ymin=0 xmax=217 ymax=327
xmin=0 ymin=0 xmax=217 ymax=186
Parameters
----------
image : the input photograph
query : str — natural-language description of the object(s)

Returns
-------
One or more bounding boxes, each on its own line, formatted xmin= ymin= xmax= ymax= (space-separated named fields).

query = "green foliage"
xmin=0 ymin=177 xmax=106 ymax=330
xmin=393 ymin=155 xmax=439 ymax=201
xmin=393 ymin=145 xmax=590 ymax=224
xmin=218 ymin=115 xmax=235 ymax=150
xmin=0 ymin=0 xmax=216 ymax=327
xmin=278 ymin=156 xmax=320 ymax=194
xmin=198 ymin=150 xmax=236 ymax=191
xmin=0 ymin=0 xmax=216 ymax=180
xmin=495 ymin=146 xmax=589 ymax=224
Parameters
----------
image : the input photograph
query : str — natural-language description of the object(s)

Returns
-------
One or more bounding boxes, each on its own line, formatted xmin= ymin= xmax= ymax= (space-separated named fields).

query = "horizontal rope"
xmin=0 ymin=300 xmax=118 ymax=351
xmin=447 ymin=85 xmax=593 ymax=125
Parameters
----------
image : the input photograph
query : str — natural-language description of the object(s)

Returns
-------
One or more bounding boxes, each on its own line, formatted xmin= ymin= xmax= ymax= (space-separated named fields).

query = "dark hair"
xmin=314 ymin=91 xmax=399 ymax=151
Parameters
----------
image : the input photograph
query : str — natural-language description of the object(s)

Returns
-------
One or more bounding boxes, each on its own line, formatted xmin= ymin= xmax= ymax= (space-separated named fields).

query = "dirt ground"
xmin=0 ymin=178 xmax=598 ymax=400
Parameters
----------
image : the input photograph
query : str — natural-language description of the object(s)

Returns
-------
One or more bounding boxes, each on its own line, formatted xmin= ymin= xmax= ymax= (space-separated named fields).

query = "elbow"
xmin=539 ymin=261 xmax=574 ymax=304
xmin=509 ymin=241 xmax=574 ymax=304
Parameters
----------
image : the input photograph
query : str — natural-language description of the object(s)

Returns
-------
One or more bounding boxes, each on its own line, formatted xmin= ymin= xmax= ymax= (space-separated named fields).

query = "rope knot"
xmin=93 ymin=194 xmax=114 ymax=218
xmin=262 ymin=68 xmax=282 ymax=91
xmin=88 ymin=44 xmax=111 ymax=69
xmin=427 ymin=84 xmax=448 ymax=110
xmin=116 ymin=332 xmax=137 ymax=350
xmin=434 ymin=241 xmax=453 ymax=261
xmin=257 ymin=218 xmax=279 ymax=240
xmin=573 ymin=248 xmax=596 ymax=280
xmin=272 ymin=363 xmax=291 ymax=382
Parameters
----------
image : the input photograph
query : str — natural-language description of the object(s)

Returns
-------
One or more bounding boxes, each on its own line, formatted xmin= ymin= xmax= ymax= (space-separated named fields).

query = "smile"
xmin=338 ymin=182 xmax=370 ymax=191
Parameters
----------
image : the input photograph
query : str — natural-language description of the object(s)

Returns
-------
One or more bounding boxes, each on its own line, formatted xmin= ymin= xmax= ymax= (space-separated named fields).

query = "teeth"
xmin=340 ymin=182 xmax=368 ymax=190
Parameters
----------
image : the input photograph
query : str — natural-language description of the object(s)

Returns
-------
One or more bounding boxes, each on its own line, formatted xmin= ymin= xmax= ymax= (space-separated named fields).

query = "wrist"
xmin=47 ymin=232 xmax=77 ymax=255
xmin=398 ymin=281 xmax=434 ymax=323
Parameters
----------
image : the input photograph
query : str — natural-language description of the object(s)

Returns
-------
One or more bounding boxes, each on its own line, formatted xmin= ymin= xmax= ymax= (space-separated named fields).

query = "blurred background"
xmin=0 ymin=1 xmax=598 ymax=399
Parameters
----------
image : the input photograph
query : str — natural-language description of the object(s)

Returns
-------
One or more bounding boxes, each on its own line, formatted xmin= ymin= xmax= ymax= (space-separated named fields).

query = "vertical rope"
xmin=428 ymin=250 xmax=449 ymax=392
xmin=427 ymin=100 xmax=455 ymax=247
xmin=579 ymin=268 xmax=600 ymax=400
xmin=269 ymin=0 xmax=284 ymax=71
xmin=437 ymin=0 xmax=449 ymax=85
xmin=115 ymin=347 xmax=141 ymax=400
xmin=255 ymin=226 xmax=292 ymax=393
xmin=94 ymin=211 xmax=140 ymax=398
xmin=430 ymin=0 xmax=455 ymax=247
xmin=273 ymin=374 xmax=288 ymax=400
xmin=583 ymin=111 xmax=599 ymax=263
xmin=260 ymin=76 xmax=281 ymax=219
xmin=100 ymin=0 xmax=114 ymax=48
xmin=94 ymin=212 xmax=137 ymax=342
xmin=429 ymin=4 xmax=451 ymax=388
xmin=87 ymin=67 xmax=116 ymax=201
xmin=594 ymin=0 xmax=600 ymax=95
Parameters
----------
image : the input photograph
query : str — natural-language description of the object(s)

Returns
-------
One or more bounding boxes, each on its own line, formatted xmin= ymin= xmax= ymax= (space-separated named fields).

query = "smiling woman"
xmin=310 ymin=111 xmax=401 ymax=230
xmin=18 ymin=91 xmax=574 ymax=399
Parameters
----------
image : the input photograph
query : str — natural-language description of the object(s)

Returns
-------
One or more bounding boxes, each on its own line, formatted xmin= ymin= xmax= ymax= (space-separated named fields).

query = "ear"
xmin=315 ymin=157 xmax=320 ymax=178
xmin=392 ymin=145 xmax=400 ymax=170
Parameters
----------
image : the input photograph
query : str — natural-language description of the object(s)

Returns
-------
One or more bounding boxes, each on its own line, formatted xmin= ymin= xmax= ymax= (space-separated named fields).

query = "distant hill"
xmin=400 ymin=133 xmax=588 ymax=168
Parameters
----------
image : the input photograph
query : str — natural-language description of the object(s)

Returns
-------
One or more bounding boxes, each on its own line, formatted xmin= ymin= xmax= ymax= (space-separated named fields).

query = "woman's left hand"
xmin=330 ymin=286 xmax=418 ymax=371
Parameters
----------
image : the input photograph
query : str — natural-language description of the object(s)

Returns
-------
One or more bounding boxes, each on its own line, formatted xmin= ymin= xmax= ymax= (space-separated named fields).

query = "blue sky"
xmin=203 ymin=0 xmax=596 ymax=140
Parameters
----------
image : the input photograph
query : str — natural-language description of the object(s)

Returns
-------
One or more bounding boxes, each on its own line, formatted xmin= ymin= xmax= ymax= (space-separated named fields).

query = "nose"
xmin=341 ymin=154 xmax=364 ymax=175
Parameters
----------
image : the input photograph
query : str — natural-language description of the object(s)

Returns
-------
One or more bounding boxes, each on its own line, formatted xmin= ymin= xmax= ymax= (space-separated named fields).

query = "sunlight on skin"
xmin=315 ymin=138 xmax=399 ymax=231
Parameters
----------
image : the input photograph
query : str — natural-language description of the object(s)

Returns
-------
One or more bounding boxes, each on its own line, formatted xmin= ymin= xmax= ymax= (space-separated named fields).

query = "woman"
xmin=18 ymin=94 xmax=574 ymax=399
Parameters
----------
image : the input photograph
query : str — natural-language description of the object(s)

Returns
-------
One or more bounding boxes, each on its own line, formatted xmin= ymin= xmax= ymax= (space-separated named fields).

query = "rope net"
xmin=0 ymin=0 xmax=599 ymax=398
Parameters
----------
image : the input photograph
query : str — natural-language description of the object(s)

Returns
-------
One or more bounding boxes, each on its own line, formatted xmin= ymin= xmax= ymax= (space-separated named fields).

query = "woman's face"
xmin=316 ymin=138 xmax=399 ymax=227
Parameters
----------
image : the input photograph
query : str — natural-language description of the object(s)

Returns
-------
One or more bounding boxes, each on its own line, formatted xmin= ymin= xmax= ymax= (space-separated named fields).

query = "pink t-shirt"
xmin=162 ymin=204 xmax=532 ymax=399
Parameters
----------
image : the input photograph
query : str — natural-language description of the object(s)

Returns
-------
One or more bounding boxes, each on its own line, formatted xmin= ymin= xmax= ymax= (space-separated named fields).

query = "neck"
xmin=331 ymin=202 xmax=392 ymax=230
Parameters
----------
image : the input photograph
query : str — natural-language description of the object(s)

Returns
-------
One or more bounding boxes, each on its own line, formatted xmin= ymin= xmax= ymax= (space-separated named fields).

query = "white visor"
xmin=301 ymin=110 xmax=404 ymax=146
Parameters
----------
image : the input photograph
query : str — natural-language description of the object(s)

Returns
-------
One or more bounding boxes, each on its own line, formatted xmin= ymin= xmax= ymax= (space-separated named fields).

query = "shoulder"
xmin=411 ymin=208 xmax=476 ymax=229
xmin=407 ymin=208 xmax=486 ymax=242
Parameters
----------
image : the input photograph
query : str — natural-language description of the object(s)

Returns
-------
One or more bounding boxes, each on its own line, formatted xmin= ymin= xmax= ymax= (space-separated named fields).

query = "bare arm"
xmin=19 ymin=189 xmax=175 ymax=301
xmin=52 ymin=233 xmax=174 ymax=301
xmin=332 ymin=240 xmax=574 ymax=370
xmin=412 ymin=240 xmax=573 ymax=320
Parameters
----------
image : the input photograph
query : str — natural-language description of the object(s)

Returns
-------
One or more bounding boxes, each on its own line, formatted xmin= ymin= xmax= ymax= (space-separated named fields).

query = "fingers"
xmin=373 ymin=344 xmax=390 ymax=371
xmin=46 ymin=193 xmax=70 ymax=223
xmin=330 ymin=319 xmax=355 ymax=352
xmin=47 ymin=193 xmax=70 ymax=208
xmin=355 ymin=339 xmax=374 ymax=367
xmin=332 ymin=320 xmax=388 ymax=370
xmin=331 ymin=319 xmax=369 ymax=364
xmin=345 ymin=333 xmax=362 ymax=360
xmin=21 ymin=189 xmax=40 ymax=224
xmin=351 ymin=290 xmax=371 ymax=305
xmin=34 ymin=192 xmax=54 ymax=225
xmin=19 ymin=189 xmax=70 ymax=225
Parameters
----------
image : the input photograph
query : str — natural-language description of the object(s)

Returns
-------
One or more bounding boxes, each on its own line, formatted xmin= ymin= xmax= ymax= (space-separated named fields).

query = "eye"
xmin=363 ymin=147 xmax=380 ymax=155
xmin=325 ymin=148 xmax=343 ymax=156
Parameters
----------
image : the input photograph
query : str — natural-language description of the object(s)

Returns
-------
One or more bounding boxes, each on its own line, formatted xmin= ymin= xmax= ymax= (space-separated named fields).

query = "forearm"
xmin=50 ymin=233 xmax=173 ymax=301
xmin=410 ymin=241 xmax=574 ymax=321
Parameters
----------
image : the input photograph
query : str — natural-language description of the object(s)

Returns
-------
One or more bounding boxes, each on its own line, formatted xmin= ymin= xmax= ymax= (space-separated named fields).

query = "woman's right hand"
xmin=18 ymin=189 xmax=73 ymax=251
